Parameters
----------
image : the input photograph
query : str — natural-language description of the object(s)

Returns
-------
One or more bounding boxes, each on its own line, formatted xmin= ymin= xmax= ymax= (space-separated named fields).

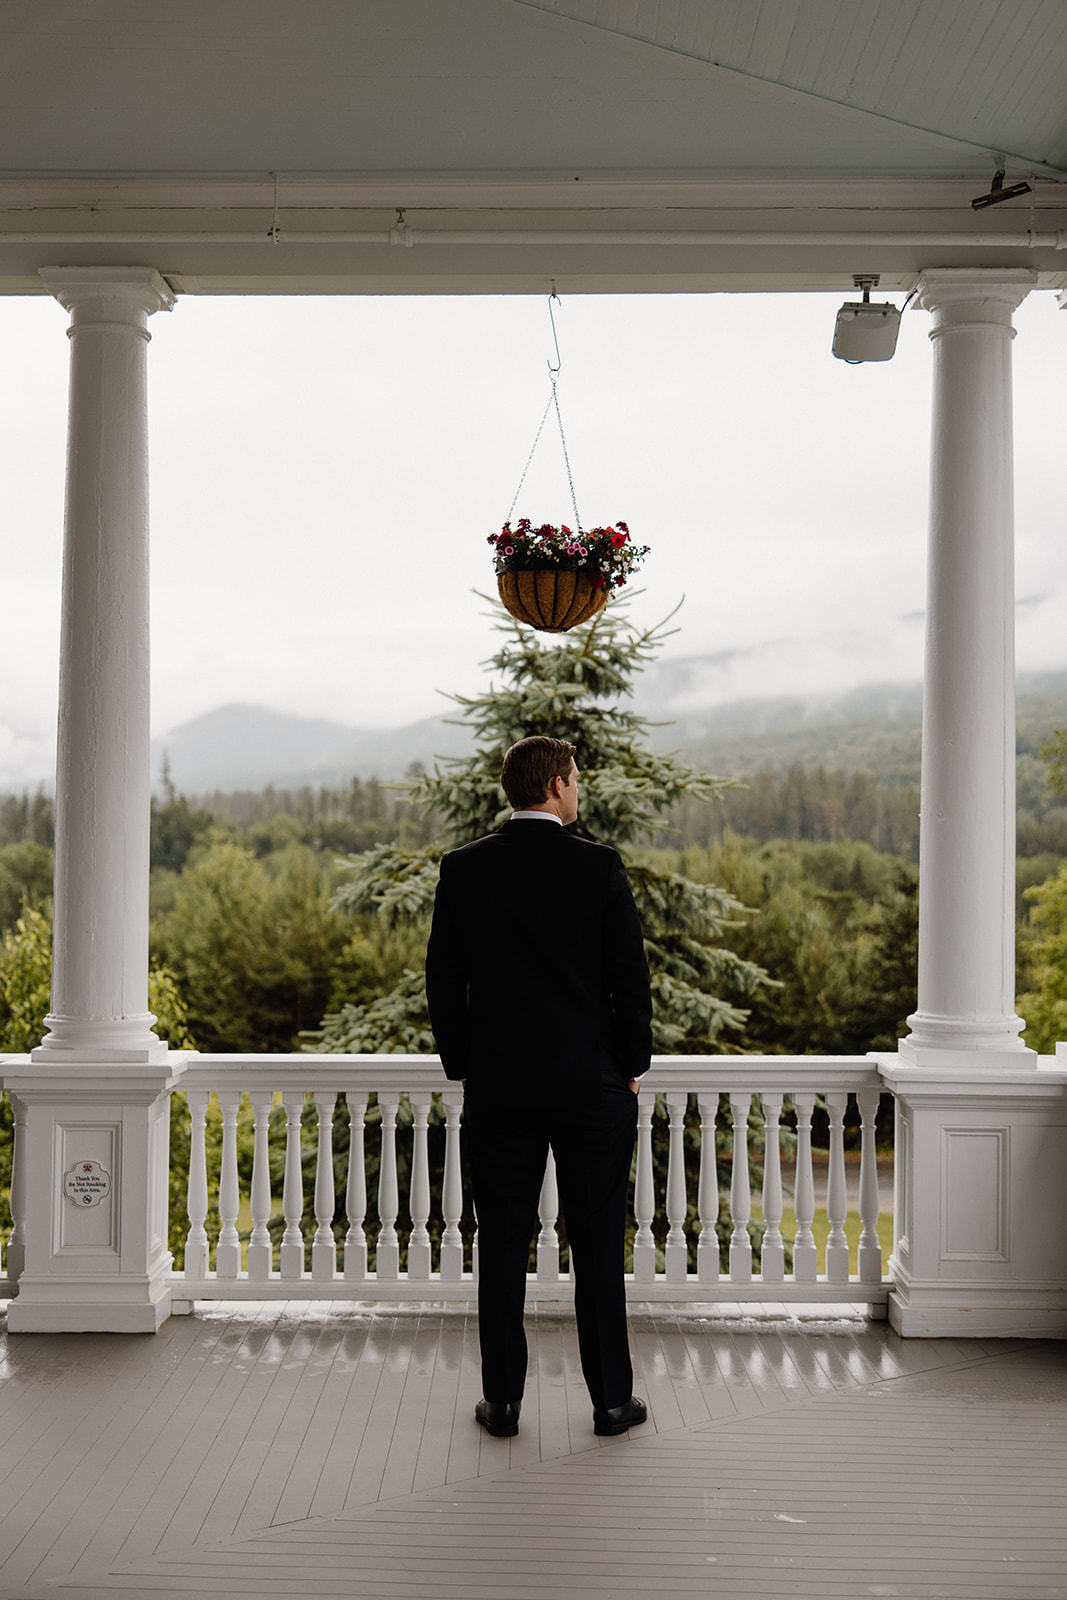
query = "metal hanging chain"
xmin=551 ymin=374 xmax=583 ymax=532
xmin=505 ymin=390 xmax=554 ymax=525
xmin=505 ymin=291 xmax=583 ymax=531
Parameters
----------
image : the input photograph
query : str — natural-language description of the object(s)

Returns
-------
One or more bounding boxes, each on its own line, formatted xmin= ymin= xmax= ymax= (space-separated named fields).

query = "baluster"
xmin=184 ymin=1090 xmax=210 ymax=1279
xmin=407 ymin=1091 xmax=432 ymax=1280
xmin=247 ymin=1090 xmax=274 ymax=1280
xmin=857 ymin=1088 xmax=883 ymax=1284
xmin=792 ymin=1091 xmax=818 ymax=1282
xmin=280 ymin=1090 xmax=306 ymax=1280
xmin=312 ymin=1092 xmax=337 ymax=1280
xmin=537 ymin=1148 xmax=560 ymax=1281
xmin=728 ymin=1093 xmax=753 ymax=1283
xmin=439 ymin=1090 xmax=464 ymax=1281
xmin=696 ymin=1091 xmax=720 ymax=1283
xmin=665 ymin=1091 xmax=689 ymax=1283
xmin=471 ymin=1200 xmax=479 ymax=1284
xmin=343 ymin=1091 xmax=368 ymax=1280
xmin=760 ymin=1091 xmax=785 ymax=1282
xmin=376 ymin=1091 xmax=400 ymax=1279
xmin=631 ymin=1090 xmax=655 ymax=1283
xmin=215 ymin=1091 xmax=242 ymax=1278
xmin=3 ymin=1094 xmax=26 ymax=1283
xmin=825 ymin=1091 xmax=849 ymax=1283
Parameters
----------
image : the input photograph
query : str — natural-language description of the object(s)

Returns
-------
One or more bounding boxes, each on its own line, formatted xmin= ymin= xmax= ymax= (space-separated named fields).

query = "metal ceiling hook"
xmin=547 ymin=288 xmax=562 ymax=375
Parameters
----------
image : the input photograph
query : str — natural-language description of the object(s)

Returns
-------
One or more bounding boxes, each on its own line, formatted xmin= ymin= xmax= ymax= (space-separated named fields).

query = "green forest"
xmin=2 ymin=603 xmax=1066 ymax=1270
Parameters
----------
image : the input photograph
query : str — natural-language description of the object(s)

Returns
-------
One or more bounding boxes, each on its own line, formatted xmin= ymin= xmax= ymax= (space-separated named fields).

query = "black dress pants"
xmin=465 ymin=1078 xmax=638 ymax=1411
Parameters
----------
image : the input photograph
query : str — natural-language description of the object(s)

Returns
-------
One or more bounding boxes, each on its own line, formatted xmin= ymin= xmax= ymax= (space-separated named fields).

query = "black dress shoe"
xmin=475 ymin=1398 xmax=521 ymax=1437
xmin=593 ymin=1395 xmax=648 ymax=1437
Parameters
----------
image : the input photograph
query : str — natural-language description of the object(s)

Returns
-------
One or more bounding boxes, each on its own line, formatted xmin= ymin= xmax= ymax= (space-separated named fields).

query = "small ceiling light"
xmin=832 ymin=276 xmax=901 ymax=363
xmin=971 ymin=168 xmax=1032 ymax=210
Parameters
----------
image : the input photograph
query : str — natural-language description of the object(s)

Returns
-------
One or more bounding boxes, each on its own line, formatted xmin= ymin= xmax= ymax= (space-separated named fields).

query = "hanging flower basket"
xmin=497 ymin=567 xmax=609 ymax=632
xmin=489 ymin=520 xmax=649 ymax=633
xmin=488 ymin=297 xmax=648 ymax=631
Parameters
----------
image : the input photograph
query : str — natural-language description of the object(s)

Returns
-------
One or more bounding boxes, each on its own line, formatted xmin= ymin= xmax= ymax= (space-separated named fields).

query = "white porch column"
xmin=880 ymin=269 xmax=1067 ymax=1340
xmin=903 ymin=268 xmax=1035 ymax=1066
xmin=5 ymin=269 xmax=184 ymax=1334
xmin=34 ymin=268 xmax=174 ymax=1063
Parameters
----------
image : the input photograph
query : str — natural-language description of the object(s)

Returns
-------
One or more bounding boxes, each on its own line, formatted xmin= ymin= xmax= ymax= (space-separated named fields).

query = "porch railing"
xmin=169 ymin=1054 xmax=890 ymax=1313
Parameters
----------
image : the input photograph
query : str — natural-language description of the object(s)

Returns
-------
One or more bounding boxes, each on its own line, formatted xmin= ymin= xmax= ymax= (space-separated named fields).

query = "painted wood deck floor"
xmin=0 ymin=1300 xmax=1064 ymax=1599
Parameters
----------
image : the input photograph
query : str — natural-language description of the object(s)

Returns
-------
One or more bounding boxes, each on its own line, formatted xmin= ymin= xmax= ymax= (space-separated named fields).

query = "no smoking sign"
xmin=63 ymin=1160 xmax=112 ymax=1207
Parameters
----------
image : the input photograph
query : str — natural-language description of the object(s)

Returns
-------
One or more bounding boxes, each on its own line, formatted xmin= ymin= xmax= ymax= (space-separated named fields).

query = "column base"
xmin=897 ymin=1037 xmax=1036 ymax=1073
xmin=7 ymin=1273 xmax=173 ymax=1333
xmin=31 ymin=1017 xmax=169 ymax=1065
xmin=877 ymin=1051 xmax=1067 ymax=1340
xmin=3 ymin=1057 xmax=188 ymax=1336
xmin=888 ymin=1277 xmax=1067 ymax=1340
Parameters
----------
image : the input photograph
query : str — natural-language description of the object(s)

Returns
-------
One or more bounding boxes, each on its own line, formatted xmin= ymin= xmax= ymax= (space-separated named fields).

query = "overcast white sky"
xmin=1 ymin=287 xmax=1064 ymax=788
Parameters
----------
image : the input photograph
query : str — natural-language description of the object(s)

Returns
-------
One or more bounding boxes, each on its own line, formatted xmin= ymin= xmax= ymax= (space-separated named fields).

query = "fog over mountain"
xmin=147 ymin=688 xmax=923 ymax=795
xmin=144 ymin=670 xmax=1067 ymax=797
xmin=4 ymin=621 xmax=1066 ymax=795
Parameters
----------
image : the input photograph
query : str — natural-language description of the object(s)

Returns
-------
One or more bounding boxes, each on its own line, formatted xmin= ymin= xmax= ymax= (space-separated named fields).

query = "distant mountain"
xmin=152 ymin=704 xmax=474 ymax=793
xmin=149 ymin=668 xmax=1067 ymax=795
xmin=643 ymin=686 xmax=925 ymax=782
xmin=644 ymin=671 xmax=1067 ymax=783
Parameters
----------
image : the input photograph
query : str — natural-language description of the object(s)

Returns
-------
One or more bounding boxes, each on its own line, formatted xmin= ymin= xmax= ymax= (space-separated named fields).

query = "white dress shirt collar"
xmin=509 ymin=810 xmax=563 ymax=825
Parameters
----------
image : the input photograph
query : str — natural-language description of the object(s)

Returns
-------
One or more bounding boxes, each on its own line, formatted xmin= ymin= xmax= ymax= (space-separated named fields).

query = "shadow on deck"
xmin=0 ymin=1299 xmax=1064 ymax=1597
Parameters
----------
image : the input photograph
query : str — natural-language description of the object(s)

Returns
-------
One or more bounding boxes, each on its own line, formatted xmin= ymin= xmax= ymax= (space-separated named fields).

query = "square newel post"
xmin=6 ymin=269 xmax=186 ymax=1334
xmin=878 ymin=269 xmax=1067 ymax=1339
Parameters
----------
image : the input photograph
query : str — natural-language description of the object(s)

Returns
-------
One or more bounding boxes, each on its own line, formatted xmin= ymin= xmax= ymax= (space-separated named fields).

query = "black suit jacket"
xmin=425 ymin=819 xmax=653 ymax=1115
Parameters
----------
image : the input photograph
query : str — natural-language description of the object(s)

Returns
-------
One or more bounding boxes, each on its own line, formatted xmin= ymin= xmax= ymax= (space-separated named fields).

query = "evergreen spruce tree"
xmin=311 ymin=599 xmax=771 ymax=1054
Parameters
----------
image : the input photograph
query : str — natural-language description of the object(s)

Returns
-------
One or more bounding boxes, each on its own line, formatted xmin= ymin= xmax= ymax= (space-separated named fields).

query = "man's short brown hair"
xmin=500 ymin=736 xmax=577 ymax=810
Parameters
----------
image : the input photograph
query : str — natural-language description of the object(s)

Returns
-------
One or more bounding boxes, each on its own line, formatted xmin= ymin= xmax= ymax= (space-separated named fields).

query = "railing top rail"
xmin=167 ymin=1051 xmax=884 ymax=1094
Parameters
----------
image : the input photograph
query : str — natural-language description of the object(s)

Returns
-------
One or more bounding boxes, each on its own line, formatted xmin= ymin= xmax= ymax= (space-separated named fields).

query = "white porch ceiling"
xmin=0 ymin=0 xmax=1064 ymax=294
xmin=516 ymin=0 xmax=1067 ymax=174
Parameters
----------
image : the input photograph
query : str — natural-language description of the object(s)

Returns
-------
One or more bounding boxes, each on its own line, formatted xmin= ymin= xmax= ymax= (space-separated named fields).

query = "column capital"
xmin=914 ymin=268 xmax=1037 ymax=326
xmin=38 ymin=266 xmax=175 ymax=319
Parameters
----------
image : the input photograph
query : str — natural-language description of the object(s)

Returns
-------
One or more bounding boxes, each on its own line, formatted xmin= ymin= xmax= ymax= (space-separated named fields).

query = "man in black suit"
xmin=425 ymin=735 xmax=653 ymax=1438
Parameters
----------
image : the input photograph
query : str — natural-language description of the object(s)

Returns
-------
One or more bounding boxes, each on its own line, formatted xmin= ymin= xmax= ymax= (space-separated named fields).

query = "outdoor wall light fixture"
xmin=970 ymin=168 xmax=1032 ymax=210
xmin=832 ymin=275 xmax=901 ymax=363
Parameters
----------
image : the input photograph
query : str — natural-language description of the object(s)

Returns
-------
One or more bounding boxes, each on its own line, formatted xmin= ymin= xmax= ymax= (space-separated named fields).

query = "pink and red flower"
xmin=489 ymin=518 xmax=648 ymax=597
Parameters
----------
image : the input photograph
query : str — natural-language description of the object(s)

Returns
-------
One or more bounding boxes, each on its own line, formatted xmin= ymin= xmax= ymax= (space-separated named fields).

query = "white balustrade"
xmin=825 ymin=1090 xmax=850 ymax=1284
xmin=537 ymin=1149 xmax=560 ymax=1280
xmin=760 ymin=1092 xmax=785 ymax=1283
xmin=184 ymin=1090 xmax=210 ymax=1280
xmin=792 ymin=1091 xmax=818 ymax=1283
xmin=215 ymin=1092 xmax=241 ymax=1279
xmin=280 ymin=1090 xmax=305 ymax=1280
xmin=857 ymin=1087 xmax=883 ymax=1284
xmin=440 ymin=1090 xmax=464 ymax=1282
xmin=728 ymin=1093 xmax=753 ymax=1283
xmin=376 ymin=1091 xmax=401 ymax=1280
xmin=344 ymin=1090 xmax=369 ymax=1279
xmin=122 ymin=1056 xmax=888 ymax=1311
xmin=312 ymin=1092 xmax=337 ymax=1281
xmin=632 ymin=1093 xmax=656 ymax=1284
xmin=4 ymin=1094 xmax=27 ymax=1283
xmin=407 ymin=1091 xmax=432 ymax=1281
xmin=247 ymin=1090 xmax=273 ymax=1280
xmin=664 ymin=1091 xmax=689 ymax=1284
xmin=696 ymin=1091 xmax=719 ymax=1283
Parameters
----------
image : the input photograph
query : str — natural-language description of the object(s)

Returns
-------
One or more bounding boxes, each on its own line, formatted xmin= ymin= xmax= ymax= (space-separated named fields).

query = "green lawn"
xmin=756 ymin=1204 xmax=894 ymax=1276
